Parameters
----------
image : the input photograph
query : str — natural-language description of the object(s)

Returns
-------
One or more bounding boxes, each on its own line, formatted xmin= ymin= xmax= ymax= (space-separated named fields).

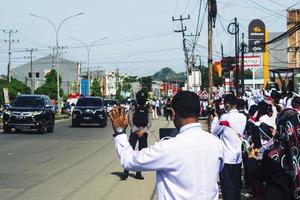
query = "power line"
xmin=183 ymin=0 xmax=192 ymax=15
xmin=246 ymin=0 xmax=296 ymax=21
xmin=266 ymin=0 xmax=288 ymax=8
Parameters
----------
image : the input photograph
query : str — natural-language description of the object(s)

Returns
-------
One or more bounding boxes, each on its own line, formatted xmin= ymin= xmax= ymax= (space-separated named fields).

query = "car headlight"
xmin=4 ymin=110 xmax=11 ymax=115
xmin=94 ymin=108 xmax=104 ymax=114
xmin=32 ymin=111 xmax=43 ymax=116
xmin=74 ymin=109 xmax=82 ymax=114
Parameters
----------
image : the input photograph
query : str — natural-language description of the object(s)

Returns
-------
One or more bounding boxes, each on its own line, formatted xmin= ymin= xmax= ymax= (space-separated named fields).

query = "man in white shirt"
xmin=211 ymin=94 xmax=247 ymax=200
xmin=110 ymin=91 xmax=224 ymax=200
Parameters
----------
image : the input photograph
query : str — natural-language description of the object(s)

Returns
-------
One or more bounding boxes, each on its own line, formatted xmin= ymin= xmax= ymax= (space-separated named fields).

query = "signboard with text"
xmin=241 ymin=55 xmax=262 ymax=68
xmin=248 ymin=19 xmax=265 ymax=52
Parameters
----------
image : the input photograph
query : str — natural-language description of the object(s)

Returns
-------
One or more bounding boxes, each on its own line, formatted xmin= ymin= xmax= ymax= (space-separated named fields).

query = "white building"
xmin=12 ymin=55 xmax=78 ymax=95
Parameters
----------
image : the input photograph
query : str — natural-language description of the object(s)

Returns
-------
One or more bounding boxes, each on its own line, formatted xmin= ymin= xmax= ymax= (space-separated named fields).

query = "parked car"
xmin=103 ymin=99 xmax=118 ymax=113
xmin=72 ymin=97 xmax=107 ymax=127
xmin=2 ymin=95 xmax=55 ymax=133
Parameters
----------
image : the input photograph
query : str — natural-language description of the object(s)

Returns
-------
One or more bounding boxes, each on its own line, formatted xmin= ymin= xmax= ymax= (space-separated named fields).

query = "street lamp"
xmin=30 ymin=12 xmax=84 ymax=108
xmin=70 ymin=37 xmax=108 ymax=96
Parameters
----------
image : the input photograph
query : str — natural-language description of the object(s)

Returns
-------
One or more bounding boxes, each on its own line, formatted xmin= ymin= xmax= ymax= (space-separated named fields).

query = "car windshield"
xmin=104 ymin=100 xmax=118 ymax=106
xmin=12 ymin=96 xmax=44 ymax=107
xmin=76 ymin=98 xmax=103 ymax=107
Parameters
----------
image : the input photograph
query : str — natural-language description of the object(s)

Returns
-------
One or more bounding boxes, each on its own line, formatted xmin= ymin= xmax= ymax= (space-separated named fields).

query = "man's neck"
xmin=179 ymin=118 xmax=198 ymax=128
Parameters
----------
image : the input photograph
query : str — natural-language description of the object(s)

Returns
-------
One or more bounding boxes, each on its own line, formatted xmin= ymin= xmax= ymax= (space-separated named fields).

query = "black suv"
xmin=3 ymin=95 xmax=55 ymax=133
xmin=72 ymin=97 xmax=107 ymax=127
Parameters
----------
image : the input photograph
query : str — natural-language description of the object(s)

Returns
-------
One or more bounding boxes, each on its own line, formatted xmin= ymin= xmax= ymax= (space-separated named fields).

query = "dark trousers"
xmin=165 ymin=109 xmax=172 ymax=121
xmin=220 ymin=163 xmax=241 ymax=200
xmin=124 ymin=132 xmax=148 ymax=175
xmin=242 ymin=151 xmax=249 ymax=188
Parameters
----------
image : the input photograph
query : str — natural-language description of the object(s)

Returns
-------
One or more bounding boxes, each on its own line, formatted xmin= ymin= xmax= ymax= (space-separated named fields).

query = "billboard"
xmin=248 ymin=19 xmax=265 ymax=52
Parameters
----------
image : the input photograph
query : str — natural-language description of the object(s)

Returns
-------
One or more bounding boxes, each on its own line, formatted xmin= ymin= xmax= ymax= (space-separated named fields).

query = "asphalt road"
xmin=0 ymin=117 xmax=251 ymax=200
xmin=0 ymin=118 xmax=166 ymax=200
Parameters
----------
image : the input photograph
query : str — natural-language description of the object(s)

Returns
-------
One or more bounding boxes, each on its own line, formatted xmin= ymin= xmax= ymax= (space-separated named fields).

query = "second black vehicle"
xmin=72 ymin=97 xmax=107 ymax=127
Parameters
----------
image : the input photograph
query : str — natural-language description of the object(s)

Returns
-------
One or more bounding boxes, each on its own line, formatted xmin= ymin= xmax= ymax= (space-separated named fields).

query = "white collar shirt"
xmin=114 ymin=123 xmax=224 ymax=200
xmin=211 ymin=109 xmax=247 ymax=164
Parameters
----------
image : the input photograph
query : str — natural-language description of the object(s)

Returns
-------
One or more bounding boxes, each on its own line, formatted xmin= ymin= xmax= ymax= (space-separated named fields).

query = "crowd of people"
xmin=208 ymin=87 xmax=300 ymax=200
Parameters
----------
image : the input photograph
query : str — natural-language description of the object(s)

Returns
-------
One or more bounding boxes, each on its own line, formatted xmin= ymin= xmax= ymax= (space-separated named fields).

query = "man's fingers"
xmin=120 ymin=106 xmax=126 ymax=118
xmin=110 ymin=108 xmax=117 ymax=119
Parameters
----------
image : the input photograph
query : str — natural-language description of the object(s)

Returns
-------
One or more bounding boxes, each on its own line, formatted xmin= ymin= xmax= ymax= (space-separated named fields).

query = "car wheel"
xmin=37 ymin=126 xmax=45 ymax=134
xmin=15 ymin=128 xmax=22 ymax=133
xmin=47 ymin=126 xmax=54 ymax=133
xmin=3 ymin=124 xmax=11 ymax=133
xmin=72 ymin=120 xmax=80 ymax=127
xmin=100 ymin=120 xmax=107 ymax=128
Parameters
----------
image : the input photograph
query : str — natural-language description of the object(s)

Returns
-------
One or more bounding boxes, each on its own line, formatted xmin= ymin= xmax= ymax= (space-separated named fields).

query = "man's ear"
xmin=171 ymin=108 xmax=176 ymax=119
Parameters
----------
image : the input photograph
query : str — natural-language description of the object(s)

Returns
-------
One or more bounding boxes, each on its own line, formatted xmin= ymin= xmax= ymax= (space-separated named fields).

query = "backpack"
xmin=133 ymin=105 xmax=149 ymax=128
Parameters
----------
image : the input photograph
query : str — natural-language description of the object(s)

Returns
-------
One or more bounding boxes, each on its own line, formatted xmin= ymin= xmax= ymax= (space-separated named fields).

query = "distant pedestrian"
xmin=155 ymin=98 xmax=161 ymax=116
xmin=151 ymin=98 xmax=157 ymax=119
xmin=165 ymin=98 xmax=172 ymax=121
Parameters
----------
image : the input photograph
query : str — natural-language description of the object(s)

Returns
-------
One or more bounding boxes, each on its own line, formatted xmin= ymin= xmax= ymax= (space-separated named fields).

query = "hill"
xmin=152 ymin=67 xmax=185 ymax=82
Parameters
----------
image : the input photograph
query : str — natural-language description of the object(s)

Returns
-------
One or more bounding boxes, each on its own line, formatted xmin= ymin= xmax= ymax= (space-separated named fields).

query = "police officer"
xmin=120 ymin=90 xmax=152 ymax=180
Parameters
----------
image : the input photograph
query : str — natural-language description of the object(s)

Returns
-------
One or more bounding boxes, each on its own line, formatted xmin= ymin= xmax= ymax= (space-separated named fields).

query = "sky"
xmin=0 ymin=0 xmax=299 ymax=77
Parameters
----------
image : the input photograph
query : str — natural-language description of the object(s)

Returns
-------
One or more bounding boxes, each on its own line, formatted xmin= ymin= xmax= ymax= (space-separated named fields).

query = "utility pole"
xmin=228 ymin=18 xmax=239 ymax=96
xmin=25 ymin=48 xmax=37 ymax=94
xmin=50 ymin=46 xmax=55 ymax=69
xmin=241 ymin=33 xmax=245 ymax=95
xmin=3 ymin=30 xmax=18 ymax=82
xmin=172 ymin=15 xmax=190 ymax=90
xmin=186 ymin=33 xmax=200 ymax=92
xmin=208 ymin=0 xmax=213 ymax=99
xmin=234 ymin=18 xmax=240 ymax=96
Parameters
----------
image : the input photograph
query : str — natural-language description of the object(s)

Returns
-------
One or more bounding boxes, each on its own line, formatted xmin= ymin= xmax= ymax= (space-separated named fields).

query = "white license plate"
xmin=15 ymin=125 xmax=30 ymax=129
xmin=84 ymin=117 xmax=91 ymax=120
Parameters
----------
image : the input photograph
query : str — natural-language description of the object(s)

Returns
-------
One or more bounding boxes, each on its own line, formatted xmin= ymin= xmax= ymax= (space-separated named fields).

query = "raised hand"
xmin=109 ymin=106 xmax=128 ymax=131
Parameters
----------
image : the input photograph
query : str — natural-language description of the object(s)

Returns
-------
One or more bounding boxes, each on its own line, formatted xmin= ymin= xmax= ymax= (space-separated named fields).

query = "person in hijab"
xmin=254 ymin=108 xmax=299 ymax=200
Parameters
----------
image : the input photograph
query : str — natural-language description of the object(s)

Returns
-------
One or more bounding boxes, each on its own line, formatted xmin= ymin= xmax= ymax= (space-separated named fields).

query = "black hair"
xmin=224 ymin=94 xmax=237 ymax=106
xmin=257 ymin=101 xmax=272 ymax=121
xmin=171 ymin=91 xmax=200 ymax=119
xmin=271 ymin=90 xmax=281 ymax=104
xmin=236 ymin=99 xmax=246 ymax=110
xmin=248 ymin=105 xmax=258 ymax=117
xmin=136 ymin=90 xmax=148 ymax=106
xmin=292 ymin=96 xmax=300 ymax=108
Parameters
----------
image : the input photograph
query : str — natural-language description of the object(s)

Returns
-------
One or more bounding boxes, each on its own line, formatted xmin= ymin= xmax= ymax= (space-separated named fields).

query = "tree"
xmin=138 ymin=76 xmax=152 ymax=94
xmin=115 ymin=86 xmax=123 ymax=101
xmin=35 ymin=69 xmax=63 ymax=99
xmin=0 ymin=78 xmax=31 ymax=104
xmin=122 ymin=77 xmax=133 ymax=93
xmin=91 ymin=78 xmax=102 ymax=97
xmin=244 ymin=69 xmax=253 ymax=79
